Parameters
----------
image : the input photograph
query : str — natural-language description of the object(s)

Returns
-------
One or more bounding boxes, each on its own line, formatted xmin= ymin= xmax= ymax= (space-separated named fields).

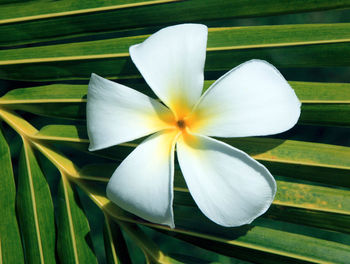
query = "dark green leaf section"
xmin=1 ymin=24 xmax=350 ymax=81
xmin=0 ymin=0 xmax=158 ymax=20
xmin=2 ymin=0 xmax=350 ymax=21
xmin=16 ymin=140 xmax=56 ymax=263
xmin=164 ymin=228 xmax=336 ymax=264
xmin=1 ymin=43 xmax=349 ymax=81
xmin=163 ymin=232 xmax=299 ymax=264
xmin=300 ymin=104 xmax=350 ymax=126
xmin=2 ymin=24 xmax=350 ymax=61
xmin=57 ymin=175 xmax=98 ymax=264
xmin=5 ymin=103 xmax=86 ymax=120
xmin=173 ymin=209 xmax=350 ymax=264
xmin=0 ymin=125 xmax=24 ymax=264
xmin=266 ymin=204 xmax=350 ymax=235
xmin=103 ymin=216 xmax=132 ymax=264
xmin=81 ymin=163 xmax=350 ymax=235
xmin=206 ymin=42 xmax=350 ymax=69
xmin=82 ymin=179 xmax=350 ymax=264
xmin=1 ymin=0 xmax=350 ymax=46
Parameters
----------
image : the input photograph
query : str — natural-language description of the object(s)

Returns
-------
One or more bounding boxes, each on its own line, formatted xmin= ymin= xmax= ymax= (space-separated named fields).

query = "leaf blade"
xmin=1 ymin=24 xmax=350 ymax=81
xmin=103 ymin=215 xmax=132 ymax=264
xmin=0 ymin=125 xmax=24 ymax=264
xmin=16 ymin=138 xmax=56 ymax=263
xmin=1 ymin=1 xmax=350 ymax=46
xmin=57 ymin=173 xmax=98 ymax=264
xmin=80 ymin=163 xmax=350 ymax=234
xmin=81 ymin=179 xmax=350 ymax=264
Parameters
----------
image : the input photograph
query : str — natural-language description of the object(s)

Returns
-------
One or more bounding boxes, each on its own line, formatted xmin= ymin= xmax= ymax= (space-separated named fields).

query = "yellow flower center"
xmin=176 ymin=119 xmax=186 ymax=129
xmin=171 ymin=113 xmax=197 ymax=135
xmin=162 ymin=97 xmax=203 ymax=135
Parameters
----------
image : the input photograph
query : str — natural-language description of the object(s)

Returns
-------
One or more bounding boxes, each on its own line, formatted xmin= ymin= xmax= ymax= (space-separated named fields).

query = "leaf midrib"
xmin=23 ymin=139 xmax=45 ymax=263
xmin=61 ymin=174 xmax=79 ymax=263
xmin=0 ymin=0 xmax=179 ymax=25
xmin=2 ymin=38 xmax=350 ymax=66
xmin=104 ymin=216 xmax=119 ymax=263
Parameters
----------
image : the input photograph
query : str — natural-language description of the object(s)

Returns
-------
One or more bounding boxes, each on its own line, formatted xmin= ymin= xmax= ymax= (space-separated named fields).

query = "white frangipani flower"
xmin=87 ymin=24 xmax=301 ymax=228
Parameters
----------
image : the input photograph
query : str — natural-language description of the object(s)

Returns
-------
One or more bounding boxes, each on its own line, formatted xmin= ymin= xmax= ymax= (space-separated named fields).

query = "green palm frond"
xmin=1 ymin=1 xmax=350 ymax=263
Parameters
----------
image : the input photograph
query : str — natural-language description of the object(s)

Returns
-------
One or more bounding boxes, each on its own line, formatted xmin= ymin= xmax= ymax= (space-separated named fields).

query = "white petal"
xmin=129 ymin=24 xmax=208 ymax=117
xmin=87 ymin=73 xmax=173 ymax=151
xmin=106 ymin=130 xmax=179 ymax=228
xmin=176 ymin=133 xmax=276 ymax=227
xmin=190 ymin=60 xmax=301 ymax=137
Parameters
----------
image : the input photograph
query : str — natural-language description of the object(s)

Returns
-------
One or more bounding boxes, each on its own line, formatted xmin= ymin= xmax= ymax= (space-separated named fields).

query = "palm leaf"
xmin=103 ymin=214 xmax=132 ymax=264
xmin=1 ymin=23 xmax=350 ymax=81
xmin=1 ymin=1 xmax=350 ymax=263
xmin=16 ymin=137 xmax=56 ymax=263
xmin=2 ymin=0 xmax=350 ymax=46
xmin=0 ymin=124 xmax=24 ymax=263
xmin=57 ymin=173 xmax=97 ymax=263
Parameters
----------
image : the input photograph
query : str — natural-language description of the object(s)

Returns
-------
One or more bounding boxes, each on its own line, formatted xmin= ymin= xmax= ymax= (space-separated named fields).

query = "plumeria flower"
xmin=87 ymin=24 xmax=301 ymax=228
